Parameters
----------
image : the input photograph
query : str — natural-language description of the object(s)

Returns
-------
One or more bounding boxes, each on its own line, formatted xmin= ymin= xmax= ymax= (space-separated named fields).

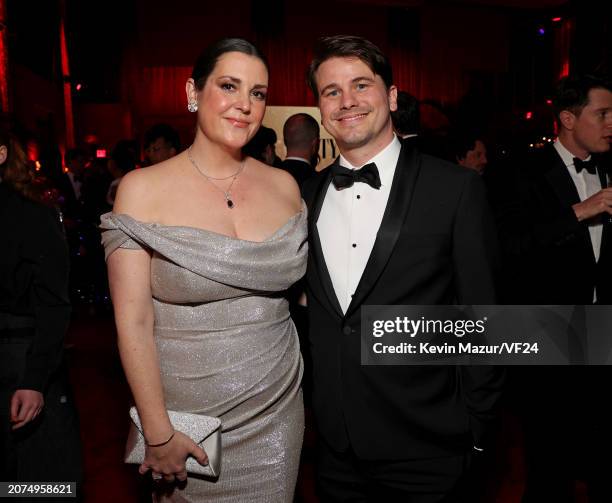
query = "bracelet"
xmin=146 ymin=430 xmax=175 ymax=448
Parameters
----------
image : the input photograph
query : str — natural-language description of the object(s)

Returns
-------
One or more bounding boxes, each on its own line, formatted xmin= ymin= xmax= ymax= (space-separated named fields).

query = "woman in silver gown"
xmin=101 ymin=38 xmax=307 ymax=502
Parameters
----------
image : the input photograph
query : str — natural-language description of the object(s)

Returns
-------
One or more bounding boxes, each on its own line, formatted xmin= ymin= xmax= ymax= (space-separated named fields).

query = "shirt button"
xmin=356 ymin=195 xmax=361 ymax=199
xmin=352 ymin=243 xmax=357 ymax=248
xmin=343 ymin=326 xmax=352 ymax=335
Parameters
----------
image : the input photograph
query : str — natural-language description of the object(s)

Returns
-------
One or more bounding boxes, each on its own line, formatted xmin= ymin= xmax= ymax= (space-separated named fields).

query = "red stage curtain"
xmin=554 ymin=18 xmax=573 ymax=80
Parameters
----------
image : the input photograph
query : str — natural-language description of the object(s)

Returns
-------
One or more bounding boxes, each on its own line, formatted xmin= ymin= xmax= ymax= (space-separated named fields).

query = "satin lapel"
xmin=345 ymin=144 xmax=420 ymax=319
xmin=306 ymin=159 xmax=343 ymax=318
xmin=543 ymin=148 xmax=581 ymax=208
xmin=544 ymin=147 xmax=598 ymax=256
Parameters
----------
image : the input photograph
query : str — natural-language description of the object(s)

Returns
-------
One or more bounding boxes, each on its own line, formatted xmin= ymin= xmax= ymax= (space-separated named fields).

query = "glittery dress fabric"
xmin=100 ymin=204 xmax=307 ymax=502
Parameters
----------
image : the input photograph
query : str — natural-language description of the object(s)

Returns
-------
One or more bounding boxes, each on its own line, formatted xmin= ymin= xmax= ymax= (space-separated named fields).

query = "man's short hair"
xmin=307 ymin=35 xmax=393 ymax=100
xmin=450 ymin=130 xmax=481 ymax=161
xmin=553 ymin=73 xmax=612 ymax=122
xmin=391 ymin=91 xmax=420 ymax=136
xmin=283 ymin=114 xmax=319 ymax=150
xmin=144 ymin=123 xmax=180 ymax=151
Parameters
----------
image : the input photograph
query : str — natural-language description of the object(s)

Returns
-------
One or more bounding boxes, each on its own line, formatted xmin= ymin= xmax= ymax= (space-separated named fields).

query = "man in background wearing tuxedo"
xmin=302 ymin=35 xmax=504 ymax=502
xmin=281 ymin=113 xmax=320 ymax=187
xmin=491 ymin=74 xmax=612 ymax=502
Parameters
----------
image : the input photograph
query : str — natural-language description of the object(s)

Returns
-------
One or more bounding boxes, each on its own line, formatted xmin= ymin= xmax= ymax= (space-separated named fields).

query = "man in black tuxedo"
xmin=302 ymin=35 xmax=504 ymax=502
xmin=281 ymin=113 xmax=320 ymax=187
xmin=491 ymin=74 xmax=612 ymax=502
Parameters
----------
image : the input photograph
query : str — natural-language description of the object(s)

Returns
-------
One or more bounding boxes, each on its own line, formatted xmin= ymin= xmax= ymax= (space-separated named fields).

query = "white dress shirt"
xmin=554 ymin=139 xmax=603 ymax=263
xmin=285 ymin=156 xmax=310 ymax=164
xmin=317 ymin=136 xmax=401 ymax=313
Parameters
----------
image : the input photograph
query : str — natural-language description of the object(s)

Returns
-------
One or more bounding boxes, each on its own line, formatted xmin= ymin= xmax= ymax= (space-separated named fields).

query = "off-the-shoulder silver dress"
xmin=100 ymin=204 xmax=307 ymax=502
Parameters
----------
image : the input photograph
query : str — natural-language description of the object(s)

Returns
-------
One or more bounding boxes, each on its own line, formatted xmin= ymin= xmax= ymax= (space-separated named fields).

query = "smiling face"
xmin=315 ymin=57 xmax=397 ymax=163
xmin=187 ymin=51 xmax=268 ymax=151
xmin=560 ymin=87 xmax=612 ymax=158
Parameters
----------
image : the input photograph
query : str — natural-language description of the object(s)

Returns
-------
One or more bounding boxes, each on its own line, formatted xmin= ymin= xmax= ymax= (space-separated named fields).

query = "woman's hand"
xmin=139 ymin=430 xmax=209 ymax=483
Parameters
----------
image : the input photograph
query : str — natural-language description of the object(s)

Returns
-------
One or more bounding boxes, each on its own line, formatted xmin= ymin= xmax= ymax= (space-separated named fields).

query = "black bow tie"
xmin=330 ymin=162 xmax=381 ymax=190
xmin=573 ymin=157 xmax=597 ymax=175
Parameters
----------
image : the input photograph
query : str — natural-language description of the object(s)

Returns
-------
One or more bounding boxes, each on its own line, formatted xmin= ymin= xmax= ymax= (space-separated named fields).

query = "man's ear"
xmin=311 ymin=137 xmax=320 ymax=156
xmin=388 ymin=85 xmax=398 ymax=112
xmin=559 ymin=110 xmax=576 ymax=131
xmin=0 ymin=145 xmax=7 ymax=166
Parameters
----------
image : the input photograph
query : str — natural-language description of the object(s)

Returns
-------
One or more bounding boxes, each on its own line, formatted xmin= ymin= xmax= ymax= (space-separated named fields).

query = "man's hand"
xmin=572 ymin=187 xmax=612 ymax=221
xmin=10 ymin=389 xmax=44 ymax=430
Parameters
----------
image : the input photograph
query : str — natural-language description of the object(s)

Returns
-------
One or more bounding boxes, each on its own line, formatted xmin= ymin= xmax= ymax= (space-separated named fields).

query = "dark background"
xmin=3 ymin=0 xmax=611 ymax=160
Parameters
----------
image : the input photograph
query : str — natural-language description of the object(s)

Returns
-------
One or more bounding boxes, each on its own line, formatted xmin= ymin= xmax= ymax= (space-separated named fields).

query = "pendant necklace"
xmin=187 ymin=146 xmax=246 ymax=209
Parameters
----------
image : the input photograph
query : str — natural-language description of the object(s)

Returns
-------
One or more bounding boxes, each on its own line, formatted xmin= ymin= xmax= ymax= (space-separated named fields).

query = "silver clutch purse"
xmin=125 ymin=406 xmax=222 ymax=478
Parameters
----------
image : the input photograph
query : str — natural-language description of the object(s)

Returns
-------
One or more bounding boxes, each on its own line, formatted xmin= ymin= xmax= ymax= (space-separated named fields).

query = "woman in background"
xmin=0 ymin=128 xmax=82 ymax=491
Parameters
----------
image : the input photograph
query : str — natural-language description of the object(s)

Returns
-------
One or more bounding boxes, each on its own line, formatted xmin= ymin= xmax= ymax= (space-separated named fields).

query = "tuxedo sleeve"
xmin=19 ymin=206 xmax=71 ymax=392
xmin=452 ymin=172 xmax=499 ymax=304
xmin=452 ymin=172 xmax=505 ymax=448
xmin=301 ymin=172 xmax=320 ymax=206
xmin=490 ymin=160 xmax=582 ymax=258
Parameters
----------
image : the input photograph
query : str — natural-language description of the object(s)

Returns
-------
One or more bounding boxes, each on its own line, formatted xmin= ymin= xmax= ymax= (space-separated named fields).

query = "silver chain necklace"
xmin=187 ymin=146 xmax=246 ymax=209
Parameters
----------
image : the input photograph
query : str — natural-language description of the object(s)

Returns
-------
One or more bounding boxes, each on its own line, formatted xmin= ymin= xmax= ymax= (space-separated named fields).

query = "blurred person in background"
xmin=0 ymin=127 xmax=82 ymax=491
xmin=243 ymin=125 xmax=281 ymax=166
xmin=451 ymin=131 xmax=488 ymax=175
xmin=106 ymin=140 xmax=138 ymax=206
xmin=144 ymin=123 xmax=180 ymax=166
xmin=281 ymin=113 xmax=320 ymax=186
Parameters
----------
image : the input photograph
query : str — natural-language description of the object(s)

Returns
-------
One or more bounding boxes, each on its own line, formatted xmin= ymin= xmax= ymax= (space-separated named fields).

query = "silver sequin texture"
xmin=100 ymin=203 xmax=308 ymax=502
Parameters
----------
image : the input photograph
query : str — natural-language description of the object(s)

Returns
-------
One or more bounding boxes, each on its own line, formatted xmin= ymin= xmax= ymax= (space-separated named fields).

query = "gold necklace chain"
xmin=187 ymin=146 xmax=246 ymax=209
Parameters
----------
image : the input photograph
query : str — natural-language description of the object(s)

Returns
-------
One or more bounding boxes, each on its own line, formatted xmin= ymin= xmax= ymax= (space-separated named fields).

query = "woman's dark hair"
xmin=0 ymin=128 xmax=37 ymax=201
xmin=242 ymin=126 xmax=276 ymax=161
xmin=307 ymin=35 xmax=393 ymax=99
xmin=191 ymin=38 xmax=268 ymax=90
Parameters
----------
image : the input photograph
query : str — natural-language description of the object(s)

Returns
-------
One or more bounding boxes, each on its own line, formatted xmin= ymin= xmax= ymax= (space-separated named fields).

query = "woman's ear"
xmin=186 ymin=79 xmax=199 ymax=112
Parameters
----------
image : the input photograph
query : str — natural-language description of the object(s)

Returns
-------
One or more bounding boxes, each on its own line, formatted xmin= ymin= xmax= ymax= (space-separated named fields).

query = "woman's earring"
xmin=187 ymin=101 xmax=198 ymax=113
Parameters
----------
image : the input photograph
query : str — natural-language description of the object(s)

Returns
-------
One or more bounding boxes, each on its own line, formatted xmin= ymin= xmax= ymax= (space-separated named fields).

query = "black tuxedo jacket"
xmin=281 ymin=158 xmax=314 ymax=188
xmin=490 ymin=145 xmax=612 ymax=304
xmin=0 ymin=183 xmax=71 ymax=392
xmin=302 ymin=144 xmax=504 ymax=460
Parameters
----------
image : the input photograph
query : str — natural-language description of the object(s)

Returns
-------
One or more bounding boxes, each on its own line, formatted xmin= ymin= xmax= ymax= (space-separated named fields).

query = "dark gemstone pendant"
xmin=227 ymin=199 xmax=234 ymax=209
